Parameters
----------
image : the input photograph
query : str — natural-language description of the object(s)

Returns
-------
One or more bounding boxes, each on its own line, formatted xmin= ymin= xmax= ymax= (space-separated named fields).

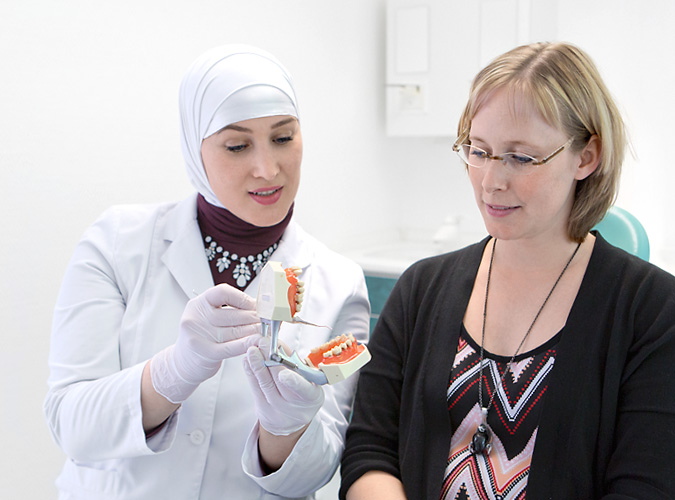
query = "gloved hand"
xmin=243 ymin=336 xmax=325 ymax=436
xmin=151 ymin=284 xmax=261 ymax=404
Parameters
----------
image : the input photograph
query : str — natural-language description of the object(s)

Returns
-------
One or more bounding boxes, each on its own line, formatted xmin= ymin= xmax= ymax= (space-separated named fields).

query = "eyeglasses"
xmin=452 ymin=136 xmax=574 ymax=176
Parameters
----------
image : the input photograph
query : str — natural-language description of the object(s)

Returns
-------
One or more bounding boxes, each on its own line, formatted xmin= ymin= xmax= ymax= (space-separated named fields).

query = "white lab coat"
xmin=44 ymin=194 xmax=370 ymax=499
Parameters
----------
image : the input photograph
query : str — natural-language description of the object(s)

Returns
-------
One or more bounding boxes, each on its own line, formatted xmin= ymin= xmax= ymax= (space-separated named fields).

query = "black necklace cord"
xmin=473 ymin=239 xmax=581 ymax=454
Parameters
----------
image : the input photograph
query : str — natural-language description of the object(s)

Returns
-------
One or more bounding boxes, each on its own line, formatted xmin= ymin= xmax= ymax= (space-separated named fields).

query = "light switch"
xmin=398 ymin=84 xmax=425 ymax=112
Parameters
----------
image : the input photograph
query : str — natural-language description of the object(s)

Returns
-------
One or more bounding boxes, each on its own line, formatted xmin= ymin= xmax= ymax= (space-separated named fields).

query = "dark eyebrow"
xmin=219 ymin=117 xmax=297 ymax=134
xmin=221 ymin=124 xmax=252 ymax=133
xmin=271 ymin=117 xmax=297 ymax=129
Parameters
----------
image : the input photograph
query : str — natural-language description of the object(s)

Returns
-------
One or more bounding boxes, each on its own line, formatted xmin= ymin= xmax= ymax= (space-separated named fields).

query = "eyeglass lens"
xmin=459 ymin=145 xmax=537 ymax=174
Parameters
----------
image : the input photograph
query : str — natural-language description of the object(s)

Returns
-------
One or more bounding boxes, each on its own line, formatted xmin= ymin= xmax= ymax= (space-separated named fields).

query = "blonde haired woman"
xmin=341 ymin=42 xmax=675 ymax=499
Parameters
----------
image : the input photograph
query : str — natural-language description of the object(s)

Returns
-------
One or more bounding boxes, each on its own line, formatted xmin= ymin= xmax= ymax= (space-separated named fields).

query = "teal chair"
xmin=593 ymin=206 xmax=650 ymax=261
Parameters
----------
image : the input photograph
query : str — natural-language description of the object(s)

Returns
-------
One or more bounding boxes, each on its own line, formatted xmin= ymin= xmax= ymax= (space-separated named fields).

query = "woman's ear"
xmin=575 ymin=134 xmax=601 ymax=180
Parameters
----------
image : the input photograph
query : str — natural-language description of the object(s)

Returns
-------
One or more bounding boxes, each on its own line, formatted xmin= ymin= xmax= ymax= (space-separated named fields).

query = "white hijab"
xmin=179 ymin=44 xmax=299 ymax=208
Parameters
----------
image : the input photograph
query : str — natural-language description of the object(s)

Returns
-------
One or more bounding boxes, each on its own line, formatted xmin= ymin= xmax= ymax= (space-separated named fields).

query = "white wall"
xmin=556 ymin=0 xmax=675 ymax=268
xmin=1 ymin=1 xmax=674 ymax=498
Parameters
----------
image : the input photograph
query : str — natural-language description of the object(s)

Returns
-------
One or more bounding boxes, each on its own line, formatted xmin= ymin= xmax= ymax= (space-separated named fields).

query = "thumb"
xmin=257 ymin=335 xmax=272 ymax=353
xmin=203 ymin=283 xmax=257 ymax=310
xmin=276 ymin=368 xmax=324 ymax=403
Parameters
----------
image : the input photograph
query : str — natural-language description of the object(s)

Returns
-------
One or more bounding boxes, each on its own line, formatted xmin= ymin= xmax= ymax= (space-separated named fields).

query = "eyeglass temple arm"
xmin=534 ymin=138 xmax=574 ymax=165
xmin=453 ymin=129 xmax=471 ymax=151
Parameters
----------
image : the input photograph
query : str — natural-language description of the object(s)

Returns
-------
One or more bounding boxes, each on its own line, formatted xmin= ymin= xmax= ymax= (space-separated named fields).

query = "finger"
xmin=211 ymin=332 xmax=262 ymax=358
xmin=243 ymin=353 xmax=271 ymax=408
xmin=277 ymin=339 xmax=293 ymax=356
xmin=244 ymin=345 xmax=280 ymax=403
xmin=273 ymin=367 xmax=324 ymax=403
xmin=202 ymin=283 xmax=257 ymax=311
xmin=256 ymin=337 xmax=295 ymax=364
xmin=211 ymin=323 xmax=261 ymax=343
xmin=256 ymin=335 xmax=271 ymax=359
xmin=208 ymin=308 xmax=260 ymax=329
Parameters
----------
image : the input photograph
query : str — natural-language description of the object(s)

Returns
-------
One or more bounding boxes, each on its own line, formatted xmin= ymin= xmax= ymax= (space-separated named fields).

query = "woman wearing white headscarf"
xmin=44 ymin=45 xmax=370 ymax=499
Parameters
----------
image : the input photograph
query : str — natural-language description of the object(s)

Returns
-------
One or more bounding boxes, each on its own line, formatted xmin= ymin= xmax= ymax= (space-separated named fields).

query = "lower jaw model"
xmin=256 ymin=261 xmax=371 ymax=385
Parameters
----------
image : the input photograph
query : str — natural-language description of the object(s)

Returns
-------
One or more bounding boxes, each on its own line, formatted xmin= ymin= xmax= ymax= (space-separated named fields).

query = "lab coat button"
xmin=190 ymin=429 xmax=205 ymax=445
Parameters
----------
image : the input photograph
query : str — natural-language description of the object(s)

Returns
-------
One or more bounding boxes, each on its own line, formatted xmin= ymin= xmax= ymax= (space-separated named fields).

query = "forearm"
xmin=346 ymin=471 xmax=407 ymax=500
xmin=258 ymin=424 xmax=308 ymax=472
xmin=44 ymin=361 xmax=161 ymax=461
xmin=141 ymin=360 xmax=180 ymax=433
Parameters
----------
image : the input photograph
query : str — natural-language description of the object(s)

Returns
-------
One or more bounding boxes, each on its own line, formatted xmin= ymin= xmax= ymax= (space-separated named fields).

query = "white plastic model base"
xmin=317 ymin=346 xmax=372 ymax=384
xmin=256 ymin=261 xmax=294 ymax=322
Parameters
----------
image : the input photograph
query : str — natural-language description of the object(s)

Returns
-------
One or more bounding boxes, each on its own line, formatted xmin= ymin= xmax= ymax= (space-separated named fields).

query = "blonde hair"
xmin=457 ymin=42 xmax=626 ymax=243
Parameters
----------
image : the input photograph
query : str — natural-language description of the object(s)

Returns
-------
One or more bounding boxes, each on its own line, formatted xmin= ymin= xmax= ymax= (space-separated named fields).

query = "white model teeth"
xmin=321 ymin=333 xmax=357 ymax=358
xmin=289 ymin=266 xmax=305 ymax=311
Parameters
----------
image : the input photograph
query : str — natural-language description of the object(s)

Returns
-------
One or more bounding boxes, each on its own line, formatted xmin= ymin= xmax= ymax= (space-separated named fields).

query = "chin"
xmin=481 ymin=222 xmax=518 ymax=242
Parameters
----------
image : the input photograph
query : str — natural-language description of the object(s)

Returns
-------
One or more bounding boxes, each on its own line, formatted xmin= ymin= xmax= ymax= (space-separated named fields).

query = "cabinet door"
xmin=385 ymin=0 xmax=559 ymax=137
xmin=386 ymin=0 xmax=481 ymax=137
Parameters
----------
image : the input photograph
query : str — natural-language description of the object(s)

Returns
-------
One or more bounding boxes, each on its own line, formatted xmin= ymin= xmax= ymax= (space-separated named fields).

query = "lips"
xmin=249 ymin=186 xmax=283 ymax=205
xmin=485 ymin=203 xmax=519 ymax=217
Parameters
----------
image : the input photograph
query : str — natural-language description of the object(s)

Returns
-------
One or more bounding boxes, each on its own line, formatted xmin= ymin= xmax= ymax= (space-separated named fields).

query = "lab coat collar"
xmin=160 ymin=193 xmax=314 ymax=299
xmin=271 ymin=219 xmax=313 ymax=270
xmin=161 ymin=193 xmax=214 ymax=298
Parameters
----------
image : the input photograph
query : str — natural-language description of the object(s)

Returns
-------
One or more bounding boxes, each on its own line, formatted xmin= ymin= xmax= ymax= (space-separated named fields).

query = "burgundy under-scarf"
xmin=196 ymin=194 xmax=292 ymax=289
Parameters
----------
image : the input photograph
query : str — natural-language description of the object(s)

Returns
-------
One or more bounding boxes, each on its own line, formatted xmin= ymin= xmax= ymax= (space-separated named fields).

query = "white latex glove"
xmin=243 ymin=336 xmax=325 ymax=436
xmin=151 ymin=283 xmax=261 ymax=404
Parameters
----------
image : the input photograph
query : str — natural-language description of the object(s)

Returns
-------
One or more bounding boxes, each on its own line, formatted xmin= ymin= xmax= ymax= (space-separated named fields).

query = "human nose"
xmin=251 ymin=145 xmax=279 ymax=180
xmin=480 ymin=158 xmax=508 ymax=193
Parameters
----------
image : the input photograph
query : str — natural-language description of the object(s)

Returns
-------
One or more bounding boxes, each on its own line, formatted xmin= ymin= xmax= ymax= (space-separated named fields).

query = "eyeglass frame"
xmin=452 ymin=131 xmax=574 ymax=174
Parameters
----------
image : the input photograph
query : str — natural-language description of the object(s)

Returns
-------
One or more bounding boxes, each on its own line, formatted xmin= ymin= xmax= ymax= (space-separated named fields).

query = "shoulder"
xmin=94 ymin=198 xmax=189 ymax=233
xmin=579 ymin=234 xmax=675 ymax=348
xmin=589 ymin=234 xmax=675 ymax=296
xmin=87 ymin=196 xmax=195 ymax=246
xmin=73 ymin=196 xmax=196 ymax=276
xmin=377 ymin=239 xmax=488 ymax=326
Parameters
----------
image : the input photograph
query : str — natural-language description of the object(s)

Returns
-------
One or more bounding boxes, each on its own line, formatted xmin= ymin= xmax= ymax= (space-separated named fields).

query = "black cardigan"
xmin=341 ymin=234 xmax=675 ymax=499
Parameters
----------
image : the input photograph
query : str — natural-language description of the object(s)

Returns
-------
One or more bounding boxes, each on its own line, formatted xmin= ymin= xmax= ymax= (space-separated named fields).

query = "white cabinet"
xmin=386 ymin=0 xmax=559 ymax=137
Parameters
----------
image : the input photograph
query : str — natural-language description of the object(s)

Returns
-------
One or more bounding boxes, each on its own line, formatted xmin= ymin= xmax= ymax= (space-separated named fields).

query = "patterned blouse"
xmin=439 ymin=325 xmax=562 ymax=500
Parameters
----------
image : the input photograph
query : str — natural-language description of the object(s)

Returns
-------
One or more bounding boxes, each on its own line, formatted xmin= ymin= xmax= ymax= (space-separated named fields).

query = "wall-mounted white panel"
xmin=480 ymin=0 xmax=518 ymax=66
xmin=386 ymin=0 xmax=481 ymax=137
xmin=385 ymin=0 xmax=559 ymax=137
xmin=394 ymin=6 xmax=429 ymax=73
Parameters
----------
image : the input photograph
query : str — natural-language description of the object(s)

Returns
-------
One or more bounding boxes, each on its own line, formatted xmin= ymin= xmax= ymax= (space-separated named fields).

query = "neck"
xmin=196 ymin=193 xmax=293 ymax=245
xmin=489 ymin=234 xmax=586 ymax=273
xmin=196 ymin=193 xmax=293 ymax=289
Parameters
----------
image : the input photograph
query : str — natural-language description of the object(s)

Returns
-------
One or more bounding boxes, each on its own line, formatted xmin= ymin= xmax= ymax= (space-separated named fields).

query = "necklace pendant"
xmin=469 ymin=423 xmax=492 ymax=455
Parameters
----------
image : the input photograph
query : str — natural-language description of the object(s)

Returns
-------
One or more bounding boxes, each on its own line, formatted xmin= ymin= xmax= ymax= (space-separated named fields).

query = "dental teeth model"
xmin=256 ymin=261 xmax=371 ymax=385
